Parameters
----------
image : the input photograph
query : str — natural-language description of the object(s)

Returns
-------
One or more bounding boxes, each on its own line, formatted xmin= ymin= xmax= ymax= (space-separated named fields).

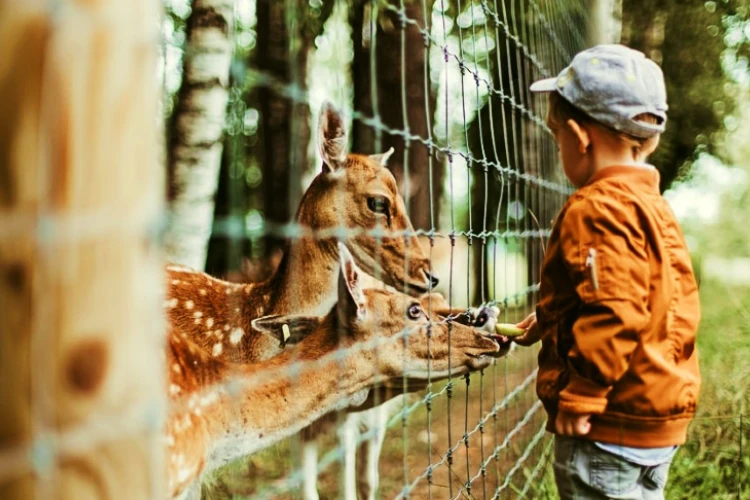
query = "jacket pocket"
xmin=585 ymin=247 xmax=600 ymax=292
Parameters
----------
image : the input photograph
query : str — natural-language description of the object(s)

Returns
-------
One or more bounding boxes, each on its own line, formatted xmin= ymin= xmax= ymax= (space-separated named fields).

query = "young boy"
xmin=513 ymin=44 xmax=701 ymax=499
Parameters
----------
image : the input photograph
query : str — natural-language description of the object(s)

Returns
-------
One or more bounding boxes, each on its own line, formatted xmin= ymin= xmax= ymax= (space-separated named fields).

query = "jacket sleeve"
xmin=556 ymin=194 xmax=651 ymax=415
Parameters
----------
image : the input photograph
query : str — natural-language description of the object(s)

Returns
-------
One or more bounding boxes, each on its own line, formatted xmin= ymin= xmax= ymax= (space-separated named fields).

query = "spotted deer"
xmin=165 ymin=100 xmax=436 ymax=365
xmin=166 ymin=245 xmax=507 ymax=499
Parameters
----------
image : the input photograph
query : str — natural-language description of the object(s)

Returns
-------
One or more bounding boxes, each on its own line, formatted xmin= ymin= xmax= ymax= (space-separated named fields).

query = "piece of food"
xmin=495 ymin=323 xmax=526 ymax=337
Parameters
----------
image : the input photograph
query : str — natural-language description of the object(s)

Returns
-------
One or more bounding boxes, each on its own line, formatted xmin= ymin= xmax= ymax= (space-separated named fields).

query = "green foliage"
xmin=664 ymin=278 xmax=750 ymax=498
xmin=622 ymin=0 xmax=749 ymax=191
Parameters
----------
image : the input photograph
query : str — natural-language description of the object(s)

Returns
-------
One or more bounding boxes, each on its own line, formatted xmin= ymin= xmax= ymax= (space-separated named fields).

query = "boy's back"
xmin=536 ymin=164 xmax=700 ymax=447
xmin=519 ymin=44 xmax=702 ymax=499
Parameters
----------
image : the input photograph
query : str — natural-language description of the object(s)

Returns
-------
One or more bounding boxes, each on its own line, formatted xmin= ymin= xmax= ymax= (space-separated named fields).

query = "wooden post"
xmin=0 ymin=0 xmax=165 ymax=499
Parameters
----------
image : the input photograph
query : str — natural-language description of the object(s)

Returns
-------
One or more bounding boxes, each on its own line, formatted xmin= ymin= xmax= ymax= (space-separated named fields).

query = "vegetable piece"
xmin=495 ymin=323 xmax=526 ymax=337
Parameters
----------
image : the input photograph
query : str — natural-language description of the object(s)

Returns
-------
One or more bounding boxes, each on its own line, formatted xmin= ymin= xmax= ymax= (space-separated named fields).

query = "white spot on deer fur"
xmin=225 ymin=288 xmax=233 ymax=295
xmin=185 ymin=300 xmax=194 ymax=310
xmin=165 ymin=434 xmax=175 ymax=446
xmin=206 ymin=317 xmax=214 ymax=328
xmin=193 ymin=311 xmax=203 ymax=319
xmin=224 ymin=325 xmax=230 ymax=331
xmin=213 ymin=343 xmax=223 ymax=356
xmin=229 ymin=328 xmax=244 ymax=345
xmin=234 ymin=307 xmax=240 ymax=313
xmin=169 ymin=384 xmax=181 ymax=395
xmin=194 ymin=318 xmax=202 ymax=325
xmin=165 ymin=298 xmax=178 ymax=308
xmin=200 ymin=392 xmax=219 ymax=407
xmin=172 ymin=363 xmax=181 ymax=373
xmin=199 ymin=289 xmax=207 ymax=296
xmin=171 ymin=279 xmax=182 ymax=285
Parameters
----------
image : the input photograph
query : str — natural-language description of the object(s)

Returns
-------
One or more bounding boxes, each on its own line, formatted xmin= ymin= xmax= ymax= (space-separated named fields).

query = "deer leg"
xmin=356 ymin=397 xmax=402 ymax=500
xmin=338 ymin=415 xmax=360 ymax=500
xmin=301 ymin=441 xmax=320 ymax=500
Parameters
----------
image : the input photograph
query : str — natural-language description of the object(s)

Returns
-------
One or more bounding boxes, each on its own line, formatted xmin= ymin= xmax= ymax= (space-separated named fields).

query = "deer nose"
xmin=425 ymin=271 xmax=439 ymax=288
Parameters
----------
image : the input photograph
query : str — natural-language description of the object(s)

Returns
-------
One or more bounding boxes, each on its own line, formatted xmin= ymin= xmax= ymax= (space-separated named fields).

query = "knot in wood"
xmin=66 ymin=340 xmax=108 ymax=394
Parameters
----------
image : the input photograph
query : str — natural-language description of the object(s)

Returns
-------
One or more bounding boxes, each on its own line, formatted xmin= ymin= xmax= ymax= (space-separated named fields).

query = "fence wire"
xmin=200 ymin=0 xmax=582 ymax=498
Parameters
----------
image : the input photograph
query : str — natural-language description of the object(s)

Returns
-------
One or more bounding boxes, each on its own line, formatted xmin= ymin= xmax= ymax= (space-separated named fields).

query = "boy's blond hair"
xmin=546 ymin=92 xmax=661 ymax=156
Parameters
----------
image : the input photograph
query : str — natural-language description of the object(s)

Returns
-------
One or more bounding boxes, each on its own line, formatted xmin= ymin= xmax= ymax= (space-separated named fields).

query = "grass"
xmin=663 ymin=278 xmax=750 ymax=499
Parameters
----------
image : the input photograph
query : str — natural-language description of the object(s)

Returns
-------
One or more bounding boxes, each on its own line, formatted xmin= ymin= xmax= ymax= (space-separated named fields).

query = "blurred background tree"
xmin=622 ymin=0 xmax=749 ymax=192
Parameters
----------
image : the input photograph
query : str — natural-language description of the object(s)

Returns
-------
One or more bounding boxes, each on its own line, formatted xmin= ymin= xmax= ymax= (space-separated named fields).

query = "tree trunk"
xmin=165 ymin=0 xmax=234 ymax=271
xmin=350 ymin=0 xmax=442 ymax=231
xmin=587 ymin=0 xmax=623 ymax=46
xmin=254 ymin=0 xmax=313 ymax=259
xmin=0 ymin=0 xmax=164 ymax=498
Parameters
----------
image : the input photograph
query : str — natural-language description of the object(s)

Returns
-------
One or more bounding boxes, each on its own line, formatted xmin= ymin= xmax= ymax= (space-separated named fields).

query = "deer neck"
xmin=268 ymin=237 xmax=339 ymax=317
xmin=198 ymin=330 xmax=374 ymax=477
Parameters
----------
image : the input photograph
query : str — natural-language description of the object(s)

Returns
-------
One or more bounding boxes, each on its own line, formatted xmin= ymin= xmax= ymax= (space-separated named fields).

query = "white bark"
xmin=165 ymin=0 xmax=234 ymax=270
xmin=587 ymin=0 xmax=623 ymax=45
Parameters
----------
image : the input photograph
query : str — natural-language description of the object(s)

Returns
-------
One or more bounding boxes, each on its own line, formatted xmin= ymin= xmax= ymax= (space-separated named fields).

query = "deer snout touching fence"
xmin=0 ymin=0 xmax=625 ymax=499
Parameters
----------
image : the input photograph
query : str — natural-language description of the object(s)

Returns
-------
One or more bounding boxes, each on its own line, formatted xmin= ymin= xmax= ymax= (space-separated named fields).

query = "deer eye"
xmin=367 ymin=196 xmax=389 ymax=215
xmin=407 ymin=303 xmax=422 ymax=320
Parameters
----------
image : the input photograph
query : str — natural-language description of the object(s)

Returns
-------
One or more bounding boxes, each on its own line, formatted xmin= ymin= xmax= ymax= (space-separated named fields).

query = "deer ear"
xmin=368 ymin=147 xmax=395 ymax=166
xmin=318 ymin=101 xmax=348 ymax=173
xmin=337 ymin=242 xmax=366 ymax=325
xmin=251 ymin=315 xmax=321 ymax=347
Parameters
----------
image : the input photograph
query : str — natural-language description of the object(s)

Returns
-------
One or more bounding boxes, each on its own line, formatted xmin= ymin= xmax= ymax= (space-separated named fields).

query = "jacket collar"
xmin=584 ymin=164 xmax=661 ymax=193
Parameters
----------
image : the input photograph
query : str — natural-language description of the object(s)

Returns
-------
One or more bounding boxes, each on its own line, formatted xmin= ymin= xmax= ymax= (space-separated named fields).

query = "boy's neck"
xmin=585 ymin=131 xmax=654 ymax=183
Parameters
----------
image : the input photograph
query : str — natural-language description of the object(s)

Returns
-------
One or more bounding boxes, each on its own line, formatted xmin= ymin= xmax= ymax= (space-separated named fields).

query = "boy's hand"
xmin=555 ymin=410 xmax=592 ymax=436
xmin=512 ymin=312 xmax=541 ymax=346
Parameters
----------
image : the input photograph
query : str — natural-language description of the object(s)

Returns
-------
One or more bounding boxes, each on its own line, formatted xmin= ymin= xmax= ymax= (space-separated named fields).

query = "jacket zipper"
xmin=585 ymin=248 xmax=600 ymax=291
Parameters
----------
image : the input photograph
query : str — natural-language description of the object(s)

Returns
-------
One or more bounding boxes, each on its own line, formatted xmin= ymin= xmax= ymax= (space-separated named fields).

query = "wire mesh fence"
xmin=163 ymin=0 xmax=583 ymax=497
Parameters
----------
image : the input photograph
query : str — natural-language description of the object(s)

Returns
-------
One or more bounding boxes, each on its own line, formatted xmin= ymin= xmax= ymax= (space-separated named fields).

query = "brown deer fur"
xmin=165 ymin=246 xmax=502 ymax=498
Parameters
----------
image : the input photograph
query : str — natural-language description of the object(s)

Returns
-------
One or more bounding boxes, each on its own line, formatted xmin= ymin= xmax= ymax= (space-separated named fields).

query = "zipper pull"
xmin=585 ymin=248 xmax=600 ymax=291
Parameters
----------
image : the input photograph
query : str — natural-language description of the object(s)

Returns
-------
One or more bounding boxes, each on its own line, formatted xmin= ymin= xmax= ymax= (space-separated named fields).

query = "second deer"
xmin=166 ymin=245 xmax=507 ymax=499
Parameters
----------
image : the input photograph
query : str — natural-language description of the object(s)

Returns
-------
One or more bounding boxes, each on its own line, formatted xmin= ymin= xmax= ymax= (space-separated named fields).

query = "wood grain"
xmin=0 ymin=0 xmax=165 ymax=498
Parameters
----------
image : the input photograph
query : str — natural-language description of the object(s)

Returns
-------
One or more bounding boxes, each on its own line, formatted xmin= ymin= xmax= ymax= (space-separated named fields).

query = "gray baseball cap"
xmin=530 ymin=44 xmax=667 ymax=139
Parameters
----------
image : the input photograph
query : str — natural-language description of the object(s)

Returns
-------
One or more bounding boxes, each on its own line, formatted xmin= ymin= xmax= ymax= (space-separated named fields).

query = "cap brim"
xmin=529 ymin=78 xmax=558 ymax=93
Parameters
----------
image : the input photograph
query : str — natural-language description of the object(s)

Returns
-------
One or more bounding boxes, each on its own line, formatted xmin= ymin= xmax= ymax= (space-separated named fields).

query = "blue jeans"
xmin=553 ymin=436 xmax=673 ymax=499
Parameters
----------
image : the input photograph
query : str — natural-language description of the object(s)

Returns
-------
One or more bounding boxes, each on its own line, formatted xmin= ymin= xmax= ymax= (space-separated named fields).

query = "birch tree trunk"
xmin=165 ymin=0 xmax=234 ymax=271
xmin=587 ymin=0 xmax=623 ymax=45
xmin=0 ymin=0 xmax=164 ymax=498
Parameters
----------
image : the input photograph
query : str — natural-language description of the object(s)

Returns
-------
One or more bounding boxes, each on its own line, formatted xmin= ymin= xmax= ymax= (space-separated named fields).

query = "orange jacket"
xmin=536 ymin=165 xmax=701 ymax=447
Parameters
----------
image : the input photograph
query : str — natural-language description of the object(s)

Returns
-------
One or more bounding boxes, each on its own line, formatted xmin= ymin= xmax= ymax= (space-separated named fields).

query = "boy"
xmin=513 ymin=44 xmax=701 ymax=499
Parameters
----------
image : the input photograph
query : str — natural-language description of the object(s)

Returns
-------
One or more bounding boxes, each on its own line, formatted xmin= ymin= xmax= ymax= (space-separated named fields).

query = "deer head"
xmin=294 ymin=101 xmax=437 ymax=296
xmin=253 ymin=244 xmax=503 ymax=380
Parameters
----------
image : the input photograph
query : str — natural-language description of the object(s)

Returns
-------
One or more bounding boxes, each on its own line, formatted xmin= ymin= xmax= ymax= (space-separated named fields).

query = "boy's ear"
xmin=251 ymin=315 xmax=322 ymax=347
xmin=337 ymin=242 xmax=366 ymax=327
xmin=566 ymin=119 xmax=591 ymax=153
